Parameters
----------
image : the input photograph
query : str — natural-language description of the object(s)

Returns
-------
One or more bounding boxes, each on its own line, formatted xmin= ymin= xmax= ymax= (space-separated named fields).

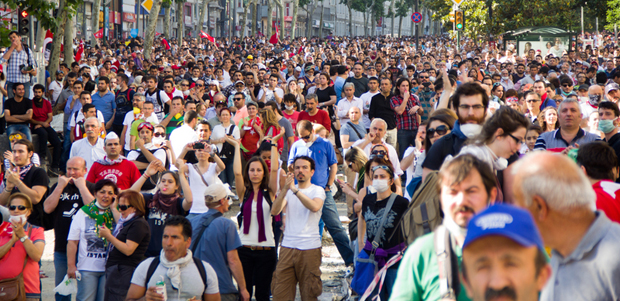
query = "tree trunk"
xmin=251 ymin=0 xmax=256 ymax=36
xmin=145 ymin=0 xmax=163 ymax=59
xmin=241 ymin=0 xmax=248 ymax=38
xmin=198 ymin=0 xmax=208 ymax=37
xmin=176 ymin=0 xmax=183 ymax=38
xmin=267 ymin=0 xmax=273 ymax=38
xmin=363 ymin=11 xmax=367 ymax=37
xmin=389 ymin=0 xmax=395 ymax=35
xmin=304 ymin=0 xmax=316 ymax=38
xmin=398 ymin=14 xmax=402 ymax=37
xmin=90 ymin=0 xmax=102 ymax=45
xmin=64 ymin=15 xmax=75 ymax=66
xmin=278 ymin=0 xmax=284 ymax=40
xmin=291 ymin=0 xmax=298 ymax=38
xmin=35 ymin=17 xmax=45 ymax=53
xmin=371 ymin=10 xmax=375 ymax=36
xmin=164 ymin=5 xmax=171 ymax=38
xmin=348 ymin=0 xmax=352 ymax=37
xmin=319 ymin=0 xmax=324 ymax=38
xmin=49 ymin=0 xmax=68 ymax=75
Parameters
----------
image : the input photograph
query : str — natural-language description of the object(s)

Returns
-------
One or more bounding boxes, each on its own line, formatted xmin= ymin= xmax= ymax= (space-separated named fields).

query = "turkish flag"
xmin=203 ymin=32 xmax=218 ymax=48
xmin=269 ymin=26 xmax=279 ymax=45
xmin=161 ymin=38 xmax=171 ymax=50
xmin=74 ymin=42 xmax=84 ymax=62
xmin=43 ymin=30 xmax=53 ymax=51
xmin=93 ymin=28 xmax=103 ymax=39
xmin=297 ymin=45 xmax=303 ymax=55
xmin=200 ymin=30 xmax=208 ymax=38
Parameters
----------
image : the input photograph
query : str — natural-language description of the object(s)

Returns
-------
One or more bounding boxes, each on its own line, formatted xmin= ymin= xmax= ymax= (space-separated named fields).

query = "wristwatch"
xmin=20 ymin=236 xmax=29 ymax=243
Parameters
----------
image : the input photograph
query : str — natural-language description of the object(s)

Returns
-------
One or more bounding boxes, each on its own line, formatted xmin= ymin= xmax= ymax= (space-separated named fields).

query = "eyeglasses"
xmin=197 ymin=84 xmax=204 ymax=87
xmin=458 ymin=104 xmax=485 ymax=111
xmin=9 ymin=205 xmax=26 ymax=211
xmin=235 ymin=85 xmax=244 ymax=88
xmin=427 ymin=125 xmax=449 ymax=136
xmin=419 ymin=76 xmax=429 ymax=79
xmin=507 ymin=133 xmax=523 ymax=144
xmin=154 ymin=132 xmax=166 ymax=137
xmin=9 ymin=134 xmax=22 ymax=141
xmin=117 ymin=204 xmax=133 ymax=211
xmin=181 ymin=84 xmax=189 ymax=87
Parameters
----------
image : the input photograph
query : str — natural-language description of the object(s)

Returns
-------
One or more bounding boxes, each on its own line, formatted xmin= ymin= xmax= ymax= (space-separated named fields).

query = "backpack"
xmin=218 ymin=125 xmax=236 ymax=158
xmin=237 ymin=189 xmax=275 ymax=228
xmin=397 ymin=171 xmax=443 ymax=245
xmin=145 ymin=256 xmax=207 ymax=291
xmin=434 ymin=225 xmax=460 ymax=299
xmin=190 ymin=211 xmax=223 ymax=253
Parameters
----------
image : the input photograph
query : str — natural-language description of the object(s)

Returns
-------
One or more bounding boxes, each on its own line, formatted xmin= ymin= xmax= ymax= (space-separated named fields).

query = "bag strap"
xmin=16 ymin=226 xmax=33 ymax=276
xmin=190 ymin=211 xmax=223 ymax=253
xmin=227 ymin=124 xmax=235 ymax=135
xmin=145 ymin=256 xmax=161 ymax=286
xmin=192 ymin=257 xmax=208 ymax=289
xmin=434 ymin=225 xmax=457 ymax=300
xmin=420 ymin=202 xmax=431 ymax=234
xmin=192 ymin=163 xmax=211 ymax=188
xmin=369 ymin=193 xmax=397 ymax=254
xmin=347 ymin=121 xmax=364 ymax=140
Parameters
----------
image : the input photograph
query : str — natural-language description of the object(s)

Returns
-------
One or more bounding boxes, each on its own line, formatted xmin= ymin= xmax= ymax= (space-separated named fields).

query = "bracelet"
xmin=293 ymin=189 xmax=299 ymax=195
xmin=143 ymin=174 xmax=151 ymax=178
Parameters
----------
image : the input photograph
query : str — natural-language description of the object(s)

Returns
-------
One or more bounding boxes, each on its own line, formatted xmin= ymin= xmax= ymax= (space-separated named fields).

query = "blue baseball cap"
xmin=464 ymin=204 xmax=544 ymax=251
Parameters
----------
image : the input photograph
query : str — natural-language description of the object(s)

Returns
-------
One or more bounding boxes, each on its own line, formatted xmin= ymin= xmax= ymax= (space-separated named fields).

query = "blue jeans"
xmin=6 ymin=123 xmax=32 ymax=141
xmin=371 ymin=266 xmax=399 ymax=300
xmin=397 ymin=129 xmax=417 ymax=160
xmin=7 ymin=81 xmax=31 ymax=99
xmin=322 ymin=190 xmax=354 ymax=266
xmin=60 ymin=128 xmax=71 ymax=171
xmin=76 ymin=270 xmax=106 ymax=301
xmin=54 ymin=252 xmax=71 ymax=301
xmin=218 ymin=156 xmax=235 ymax=187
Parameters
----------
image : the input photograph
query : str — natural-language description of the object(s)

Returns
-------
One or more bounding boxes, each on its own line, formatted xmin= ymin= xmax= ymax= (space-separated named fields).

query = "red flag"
xmin=43 ymin=30 xmax=53 ymax=51
xmin=204 ymin=32 xmax=218 ymax=48
xmin=269 ymin=26 xmax=279 ymax=44
xmin=161 ymin=38 xmax=171 ymax=50
xmin=74 ymin=42 xmax=84 ymax=62
xmin=110 ymin=60 xmax=120 ymax=73
xmin=155 ymin=32 xmax=162 ymax=37
xmin=93 ymin=28 xmax=103 ymax=39
xmin=200 ymin=30 xmax=208 ymax=38
xmin=297 ymin=45 xmax=303 ymax=55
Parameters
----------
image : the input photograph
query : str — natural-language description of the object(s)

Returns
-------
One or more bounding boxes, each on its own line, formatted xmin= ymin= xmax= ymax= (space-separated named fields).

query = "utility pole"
xmin=414 ymin=0 xmax=418 ymax=51
xmin=581 ymin=6 xmax=584 ymax=36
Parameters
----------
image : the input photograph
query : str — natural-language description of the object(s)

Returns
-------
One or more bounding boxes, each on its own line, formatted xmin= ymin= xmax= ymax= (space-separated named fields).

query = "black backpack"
xmin=145 ymin=256 xmax=207 ymax=290
xmin=218 ymin=125 xmax=236 ymax=158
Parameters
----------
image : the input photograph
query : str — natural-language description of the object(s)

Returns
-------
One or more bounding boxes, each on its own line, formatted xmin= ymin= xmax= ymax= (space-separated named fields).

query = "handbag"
xmin=350 ymin=193 xmax=397 ymax=295
xmin=0 ymin=227 xmax=32 ymax=301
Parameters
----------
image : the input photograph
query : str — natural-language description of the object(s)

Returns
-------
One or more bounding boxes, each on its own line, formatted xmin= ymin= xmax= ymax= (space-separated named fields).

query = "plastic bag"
xmin=53 ymin=274 xmax=77 ymax=296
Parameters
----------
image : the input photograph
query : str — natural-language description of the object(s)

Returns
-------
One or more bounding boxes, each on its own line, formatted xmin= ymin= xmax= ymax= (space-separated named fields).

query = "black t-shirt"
xmin=512 ymin=73 xmax=526 ymax=84
xmin=316 ymin=86 xmax=337 ymax=117
xmin=113 ymin=88 xmax=135 ymax=126
xmin=143 ymin=193 xmax=187 ymax=257
xmin=5 ymin=97 xmax=33 ymax=125
xmin=368 ymin=93 xmax=397 ymax=130
xmin=362 ymin=193 xmax=409 ymax=250
xmin=16 ymin=167 xmax=50 ymax=227
xmin=345 ymin=76 xmax=370 ymax=97
xmin=422 ymin=132 xmax=467 ymax=171
xmin=49 ymin=181 xmax=95 ymax=252
xmin=106 ymin=217 xmax=151 ymax=268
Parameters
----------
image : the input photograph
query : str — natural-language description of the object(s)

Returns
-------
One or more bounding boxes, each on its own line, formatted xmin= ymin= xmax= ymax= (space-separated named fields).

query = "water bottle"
xmin=155 ymin=275 xmax=167 ymax=301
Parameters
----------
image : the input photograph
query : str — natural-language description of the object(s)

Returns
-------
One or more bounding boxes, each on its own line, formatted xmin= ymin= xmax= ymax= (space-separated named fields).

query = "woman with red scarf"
xmin=127 ymin=160 xmax=193 ymax=257
xmin=228 ymin=136 xmax=279 ymax=301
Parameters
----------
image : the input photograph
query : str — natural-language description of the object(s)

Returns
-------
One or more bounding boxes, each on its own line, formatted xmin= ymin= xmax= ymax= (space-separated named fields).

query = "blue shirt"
xmin=64 ymin=96 xmax=82 ymax=131
xmin=91 ymin=90 xmax=116 ymax=123
xmin=288 ymin=136 xmax=338 ymax=188
xmin=191 ymin=211 xmax=242 ymax=294
xmin=334 ymin=76 xmax=346 ymax=100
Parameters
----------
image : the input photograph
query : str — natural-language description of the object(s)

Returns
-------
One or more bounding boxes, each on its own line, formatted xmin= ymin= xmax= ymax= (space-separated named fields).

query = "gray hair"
xmin=306 ymin=93 xmax=318 ymax=103
xmin=343 ymin=82 xmax=355 ymax=91
xmin=558 ymin=98 xmax=582 ymax=115
xmin=133 ymin=93 xmax=145 ymax=102
xmin=370 ymin=118 xmax=387 ymax=130
xmin=512 ymin=154 xmax=596 ymax=213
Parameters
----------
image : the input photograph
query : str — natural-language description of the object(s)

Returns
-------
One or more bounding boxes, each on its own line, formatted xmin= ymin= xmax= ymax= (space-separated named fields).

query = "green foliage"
xmin=395 ymin=0 xmax=410 ymax=17
xmin=607 ymin=0 xmax=620 ymax=30
xmin=1 ymin=0 xmax=83 ymax=32
xmin=0 ymin=21 xmax=12 ymax=47
xmin=161 ymin=0 xmax=172 ymax=8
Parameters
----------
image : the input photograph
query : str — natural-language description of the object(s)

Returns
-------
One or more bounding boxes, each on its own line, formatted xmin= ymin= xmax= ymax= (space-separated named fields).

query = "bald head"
xmin=589 ymin=84 xmax=603 ymax=97
xmin=512 ymin=152 xmax=595 ymax=214
xmin=66 ymin=156 xmax=88 ymax=178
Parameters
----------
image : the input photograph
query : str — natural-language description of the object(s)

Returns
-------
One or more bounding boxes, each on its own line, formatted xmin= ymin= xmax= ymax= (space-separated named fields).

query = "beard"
xmin=458 ymin=113 xmax=486 ymax=125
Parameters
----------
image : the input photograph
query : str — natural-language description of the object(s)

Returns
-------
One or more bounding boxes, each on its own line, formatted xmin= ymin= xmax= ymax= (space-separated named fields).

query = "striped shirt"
xmin=533 ymin=128 xmax=600 ymax=150
xmin=4 ymin=46 xmax=37 ymax=83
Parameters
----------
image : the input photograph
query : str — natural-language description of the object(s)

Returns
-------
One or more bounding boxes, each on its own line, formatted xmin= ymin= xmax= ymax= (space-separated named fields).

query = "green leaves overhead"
xmin=1 ymin=0 xmax=83 ymax=32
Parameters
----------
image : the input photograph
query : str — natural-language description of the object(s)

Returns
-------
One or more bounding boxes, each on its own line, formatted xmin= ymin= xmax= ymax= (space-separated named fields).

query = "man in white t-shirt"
xmin=126 ymin=216 xmax=220 ymax=301
xmin=122 ymin=96 xmax=159 ymax=152
xmin=48 ymin=70 xmax=64 ymax=106
xmin=359 ymin=77 xmax=380 ymax=130
xmin=270 ymin=156 xmax=326 ymax=301
xmin=257 ymin=74 xmax=284 ymax=103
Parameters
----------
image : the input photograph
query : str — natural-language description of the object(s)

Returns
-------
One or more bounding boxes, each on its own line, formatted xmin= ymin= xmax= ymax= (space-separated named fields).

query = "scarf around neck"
xmin=96 ymin=155 xmax=127 ymax=166
xmin=243 ymin=190 xmax=267 ymax=242
xmin=81 ymin=200 xmax=114 ymax=245
xmin=160 ymin=249 xmax=194 ymax=291
xmin=150 ymin=190 xmax=181 ymax=216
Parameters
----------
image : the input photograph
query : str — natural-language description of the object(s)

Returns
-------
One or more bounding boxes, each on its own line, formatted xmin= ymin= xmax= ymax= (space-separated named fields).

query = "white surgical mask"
xmin=298 ymin=83 xmax=305 ymax=89
xmin=183 ymin=90 xmax=190 ymax=96
xmin=443 ymin=213 xmax=468 ymax=237
xmin=305 ymin=141 xmax=313 ymax=148
xmin=459 ymin=123 xmax=483 ymax=138
xmin=152 ymin=137 xmax=165 ymax=146
xmin=9 ymin=214 xmax=27 ymax=225
xmin=372 ymin=179 xmax=390 ymax=193
xmin=285 ymin=104 xmax=295 ymax=111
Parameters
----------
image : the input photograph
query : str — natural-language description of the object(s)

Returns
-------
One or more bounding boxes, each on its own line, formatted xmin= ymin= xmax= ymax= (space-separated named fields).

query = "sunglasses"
xmin=526 ymin=99 xmax=540 ymax=103
xmin=154 ymin=132 xmax=166 ymax=137
xmin=419 ymin=76 xmax=429 ymax=79
xmin=181 ymin=84 xmax=189 ymax=87
xmin=427 ymin=125 xmax=449 ymax=136
xmin=348 ymin=162 xmax=353 ymax=169
xmin=197 ymin=84 xmax=204 ymax=87
xmin=117 ymin=204 xmax=133 ymax=211
xmin=234 ymin=98 xmax=244 ymax=101
xmin=371 ymin=165 xmax=391 ymax=172
xmin=9 ymin=205 xmax=27 ymax=211
xmin=9 ymin=134 xmax=22 ymax=141
xmin=300 ymin=135 xmax=311 ymax=140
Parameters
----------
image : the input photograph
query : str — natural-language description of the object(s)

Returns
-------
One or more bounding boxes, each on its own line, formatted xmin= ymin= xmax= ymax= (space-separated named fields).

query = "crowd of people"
xmin=0 ymin=28 xmax=620 ymax=301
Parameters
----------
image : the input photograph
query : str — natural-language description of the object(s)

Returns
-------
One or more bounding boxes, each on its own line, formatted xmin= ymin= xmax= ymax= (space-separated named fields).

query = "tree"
xmin=300 ymin=0 xmax=318 ymax=37
xmin=339 ymin=0 xmax=353 ymax=37
xmin=241 ymin=0 xmax=249 ymax=37
xmin=607 ymin=0 xmax=620 ymax=30
xmin=162 ymin=0 xmax=171 ymax=38
xmin=251 ymin=0 xmax=257 ymax=35
xmin=351 ymin=0 xmax=371 ymax=36
xmin=291 ymin=0 xmax=299 ymax=37
xmin=64 ymin=15 xmax=74 ymax=66
xmin=144 ymin=0 xmax=163 ymax=59
xmin=0 ymin=0 xmax=59 ymax=33
xmin=395 ymin=0 xmax=410 ymax=37
xmin=90 ymin=0 xmax=102 ymax=45
xmin=267 ymin=0 xmax=273 ymax=37
xmin=175 ymin=0 xmax=183 ymax=38
xmin=319 ymin=0 xmax=324 ymax=38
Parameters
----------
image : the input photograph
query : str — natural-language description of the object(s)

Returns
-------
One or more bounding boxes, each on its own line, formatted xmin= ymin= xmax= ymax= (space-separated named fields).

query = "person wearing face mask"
xmin=391 ymin=155 xmax=498 ymax=301
xmin=581 ymin=84 xmax=603 ymax=122
xmin=354 ymin=164 xmax=408 ymax=299
xmin=422 ymin=83 xmax=489 ymax=181
xmin=67 ymin=179 xmax=119 ymax=301
xmin=458 ymin=107 xmax=530 ymax=202
xmin=597 ymin=102 xmax=620 ymax=166
xmin=0 ymin=193 xmax=46 ymax=300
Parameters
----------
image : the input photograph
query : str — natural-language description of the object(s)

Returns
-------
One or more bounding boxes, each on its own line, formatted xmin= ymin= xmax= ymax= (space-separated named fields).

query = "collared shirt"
xmin=91 ymin=90 xmax=116 ymax=123
xmin=360 ymin=90 xmax=379 ymax=128
xmin=336 ymin=96 xmax=364 ymax=120
xmin=352 ymin=139 xmax=404 ymax=177
xmin=4 ymin=46 xmax=37 ymax=83
xmin=542 ymin=212 xmax=620 ymax=301
xmin=534 ymin=128 xmax=600 ymax=150
xmin=69 ymin=137 xmax=106 ymax=170
xmin=390 ymin=94 xmax=420 ymax=131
